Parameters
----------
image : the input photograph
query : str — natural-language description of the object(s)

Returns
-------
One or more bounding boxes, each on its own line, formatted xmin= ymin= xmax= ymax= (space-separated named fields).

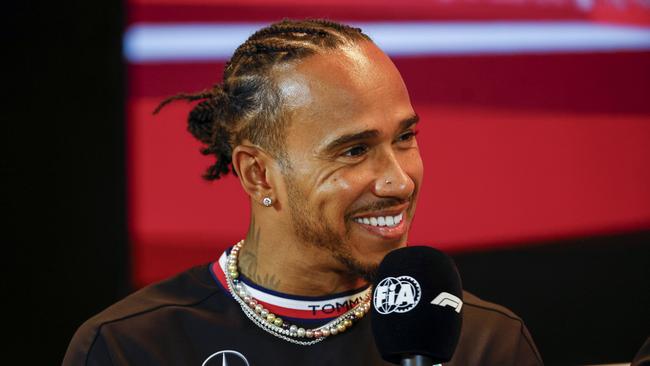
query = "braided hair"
xmin=154 ymin=19 xmax=371 ymax=180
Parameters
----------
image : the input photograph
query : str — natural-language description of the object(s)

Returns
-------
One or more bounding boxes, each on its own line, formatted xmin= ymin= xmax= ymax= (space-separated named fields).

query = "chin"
xmin=355 ymin=232 xmax=408 ymax=256
xmin=336 ymin=231 xmax=409 ymax=280
xmin=345 ymin=244 xmax=405 ymax=282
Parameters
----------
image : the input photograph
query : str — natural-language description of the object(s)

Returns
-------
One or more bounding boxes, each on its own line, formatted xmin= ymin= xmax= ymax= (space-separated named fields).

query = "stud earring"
xmin=262 ymin=197 xmax=273 ymax=207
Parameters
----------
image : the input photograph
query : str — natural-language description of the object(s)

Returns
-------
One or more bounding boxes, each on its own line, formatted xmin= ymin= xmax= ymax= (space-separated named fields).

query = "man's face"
xmin=274 ymin=41 xmax=423 ymax=280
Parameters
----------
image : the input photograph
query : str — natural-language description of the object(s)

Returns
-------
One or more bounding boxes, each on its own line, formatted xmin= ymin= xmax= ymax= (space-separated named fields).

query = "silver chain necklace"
xmin=223 ymin=240 xmax=372 ymax=346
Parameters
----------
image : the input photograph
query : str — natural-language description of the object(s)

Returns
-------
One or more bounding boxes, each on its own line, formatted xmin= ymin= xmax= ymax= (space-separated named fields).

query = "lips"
xmin=351 ymin=206 xmax=409 ymax=240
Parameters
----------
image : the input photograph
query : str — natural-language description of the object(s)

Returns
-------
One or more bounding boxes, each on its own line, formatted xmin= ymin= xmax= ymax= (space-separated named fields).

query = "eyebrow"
xmin=398 ymin=114 xmax=420 ymax=131
xmin=321 ymin=114 xmax=420 ymax=154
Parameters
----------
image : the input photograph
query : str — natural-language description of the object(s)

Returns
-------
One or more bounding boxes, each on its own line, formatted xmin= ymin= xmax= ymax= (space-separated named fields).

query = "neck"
xmin=237 ymin=216 xmax=367 ymax=296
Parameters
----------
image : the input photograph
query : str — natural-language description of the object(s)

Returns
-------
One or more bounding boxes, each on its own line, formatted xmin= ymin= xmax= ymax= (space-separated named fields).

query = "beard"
xmin=283 ymin=172 xmax=379 ymax=283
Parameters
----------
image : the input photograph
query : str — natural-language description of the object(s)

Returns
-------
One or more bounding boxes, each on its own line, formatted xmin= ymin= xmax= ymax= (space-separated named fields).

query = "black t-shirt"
xmin=64 ymin=259 xmax=543 ymax=365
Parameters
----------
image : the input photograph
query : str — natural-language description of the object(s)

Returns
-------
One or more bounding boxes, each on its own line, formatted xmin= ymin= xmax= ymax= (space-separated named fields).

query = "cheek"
xmin=400 ymin=148 xmax=423 ymax=184
xmin=320 ymin=173 xmax=350 ymax=190
xmin=313 ymin=172 xmax=365 ymax=214
xmin=408 ymin=151 xmax=424 ymax=184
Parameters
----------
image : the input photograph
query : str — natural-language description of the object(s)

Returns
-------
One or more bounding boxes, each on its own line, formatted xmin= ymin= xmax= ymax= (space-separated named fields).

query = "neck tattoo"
xmin=224 ymin=240 xmax=372 ymax=346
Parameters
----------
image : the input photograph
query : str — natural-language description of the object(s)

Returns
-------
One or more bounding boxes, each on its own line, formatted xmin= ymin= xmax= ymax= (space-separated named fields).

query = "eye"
xmin=397 ymin=129 xmax=419 ymax=142
xmin=343 ymin=145 xmax=368 ymax=157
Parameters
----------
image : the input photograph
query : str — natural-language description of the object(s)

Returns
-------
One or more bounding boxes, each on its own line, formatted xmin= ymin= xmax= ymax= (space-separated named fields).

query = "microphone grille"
xmin=371 ymin=246 xmax=463 ymax=364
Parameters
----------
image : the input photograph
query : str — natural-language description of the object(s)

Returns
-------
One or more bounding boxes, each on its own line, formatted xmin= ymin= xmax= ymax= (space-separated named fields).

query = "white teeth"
xmin=385 ymin=216 xmax=394 ymax=226
xmin=355 ymin=213 xmax=404 ymax=228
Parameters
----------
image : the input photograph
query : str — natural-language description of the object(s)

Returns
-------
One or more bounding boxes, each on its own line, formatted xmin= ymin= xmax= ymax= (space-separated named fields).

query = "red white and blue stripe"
xmin=210 ymin=250 xmax=370 ymax=322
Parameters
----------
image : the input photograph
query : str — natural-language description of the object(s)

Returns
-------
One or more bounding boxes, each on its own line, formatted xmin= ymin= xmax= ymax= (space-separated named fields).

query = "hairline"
xmin=239 ymin=39 xmax=377 ymax=170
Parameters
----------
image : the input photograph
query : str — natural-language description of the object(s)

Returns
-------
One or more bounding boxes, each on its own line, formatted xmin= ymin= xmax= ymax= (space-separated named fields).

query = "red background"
xmin=126 ymin=1 xmax=650 ymax=286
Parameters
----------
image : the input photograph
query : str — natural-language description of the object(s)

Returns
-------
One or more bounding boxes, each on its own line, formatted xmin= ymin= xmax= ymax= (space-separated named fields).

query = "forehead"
xmin=274 ymin=41 xmax=415 ymax=153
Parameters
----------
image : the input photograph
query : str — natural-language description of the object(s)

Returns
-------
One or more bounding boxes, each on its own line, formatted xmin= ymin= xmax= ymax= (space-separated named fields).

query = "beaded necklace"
xmin=224 ymin=240 xmax=372 ymax=346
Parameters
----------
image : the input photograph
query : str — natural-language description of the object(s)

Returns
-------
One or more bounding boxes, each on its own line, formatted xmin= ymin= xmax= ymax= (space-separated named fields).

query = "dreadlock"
xmin=154 ymin=19 xmax=372 ymax=180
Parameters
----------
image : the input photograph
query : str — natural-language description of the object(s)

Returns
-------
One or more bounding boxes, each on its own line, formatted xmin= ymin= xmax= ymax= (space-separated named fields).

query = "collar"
xmin=210 ymin=249 xmax=370 ymax=322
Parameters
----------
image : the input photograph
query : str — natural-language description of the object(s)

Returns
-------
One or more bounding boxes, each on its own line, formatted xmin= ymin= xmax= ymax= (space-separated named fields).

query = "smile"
xmin=353 ymin=213 xmax=404 ymax=228
xmin=351 ymin=210 xmax=408 ymax=240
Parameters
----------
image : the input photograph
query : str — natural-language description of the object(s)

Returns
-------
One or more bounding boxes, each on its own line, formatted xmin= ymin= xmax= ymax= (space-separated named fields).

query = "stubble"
xmin=283 ymin=171 xmax=379 ymax=283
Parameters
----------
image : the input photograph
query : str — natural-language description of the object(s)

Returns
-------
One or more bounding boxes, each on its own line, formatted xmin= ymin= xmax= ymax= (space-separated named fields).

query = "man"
xmin=64 ymin=19 xmax=543 ymax=365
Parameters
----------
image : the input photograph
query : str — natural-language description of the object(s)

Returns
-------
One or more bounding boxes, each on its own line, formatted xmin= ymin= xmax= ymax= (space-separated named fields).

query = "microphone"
xmin=371 ymin=246 xmax=463 ymax=366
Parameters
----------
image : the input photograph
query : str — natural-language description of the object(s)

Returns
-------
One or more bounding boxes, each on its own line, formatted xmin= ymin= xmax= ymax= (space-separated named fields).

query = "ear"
xmin=231 ymin=143 xmax=275 ymax=205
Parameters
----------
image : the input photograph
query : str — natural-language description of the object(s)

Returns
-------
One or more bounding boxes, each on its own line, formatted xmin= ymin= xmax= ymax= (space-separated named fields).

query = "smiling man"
xmin=64 ymin=19 xmax=542 ymax=365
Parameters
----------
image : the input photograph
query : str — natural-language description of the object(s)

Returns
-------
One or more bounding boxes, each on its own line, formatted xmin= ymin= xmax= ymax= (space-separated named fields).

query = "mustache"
xmin=345 ymin=197 xmax=410 ymax=220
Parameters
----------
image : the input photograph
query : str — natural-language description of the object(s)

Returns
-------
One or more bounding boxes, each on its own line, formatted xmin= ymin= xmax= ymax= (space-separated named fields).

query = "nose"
xmin=372 ymin=150 xmax=415 ymax=200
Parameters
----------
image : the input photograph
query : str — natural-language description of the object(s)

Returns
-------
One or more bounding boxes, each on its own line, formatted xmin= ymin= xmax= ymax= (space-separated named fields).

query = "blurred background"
xmin=14 ymin=0 xmax=649 ymax=364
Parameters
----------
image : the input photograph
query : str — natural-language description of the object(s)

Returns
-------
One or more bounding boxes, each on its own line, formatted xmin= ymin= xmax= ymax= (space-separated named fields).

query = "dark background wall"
xmin=10 ymin=1 xmax=129 ymax=364
xmin=10 ymin=2 xmax=649 ymax=365
xmin=454 ymin=233 xmax=650 ymax=365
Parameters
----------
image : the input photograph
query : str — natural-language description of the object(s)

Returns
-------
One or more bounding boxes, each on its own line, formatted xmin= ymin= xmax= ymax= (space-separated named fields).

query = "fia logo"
xmin=202 ymin=350 xmax=250 ymax=366
xmin=373 ymin=276 xmax=421 ymax=314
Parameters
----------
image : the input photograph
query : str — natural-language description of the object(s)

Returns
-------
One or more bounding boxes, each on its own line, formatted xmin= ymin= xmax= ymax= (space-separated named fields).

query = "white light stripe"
xmin=218 ymin=252 xmax=368 ymax=311
xmin=124 ymin=21 xmax=650 ymax=63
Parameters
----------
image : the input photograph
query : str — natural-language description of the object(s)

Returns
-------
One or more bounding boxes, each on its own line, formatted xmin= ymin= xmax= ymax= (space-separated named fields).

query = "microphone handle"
xmin=400 ymin=355 xmax=435 ymax=366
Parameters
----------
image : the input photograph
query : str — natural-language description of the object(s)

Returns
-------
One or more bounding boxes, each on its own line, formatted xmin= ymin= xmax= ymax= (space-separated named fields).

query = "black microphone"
xmin=371 ymin=246 xmax=463 ymax=366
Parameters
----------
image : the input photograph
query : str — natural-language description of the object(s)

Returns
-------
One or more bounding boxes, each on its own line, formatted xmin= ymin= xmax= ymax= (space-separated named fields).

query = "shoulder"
xmin=63 ymin=264 xmax=222 ymax=366
xmin=450 ymin=291 xmax=544 ymax=366
xmin=462 ymin=290 xmax=526 ymax=328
